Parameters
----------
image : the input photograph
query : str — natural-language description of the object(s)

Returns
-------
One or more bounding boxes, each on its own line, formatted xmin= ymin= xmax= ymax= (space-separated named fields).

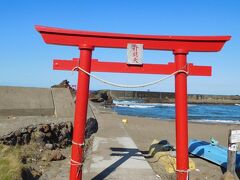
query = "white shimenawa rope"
xmin=70 ymin=141 xmax=84 ymax=174
xmin=70 ymin=159 xmax=83 ymax=177
xmin=176 ymin=168 xmax=200 ymax=180
xmin=176 ymin=169 xmax=190 ymax=180
xmin=70 ymin=159 xmax=82 ymax=166
xmin=72 ymin=66 xmax=189 ymax=88
xmin=72 ymin=141 xmax=84 ymax=147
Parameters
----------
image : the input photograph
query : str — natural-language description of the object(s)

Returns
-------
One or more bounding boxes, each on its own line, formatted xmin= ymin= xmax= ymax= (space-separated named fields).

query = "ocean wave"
xmin=115 ymin=104 xmax=155 ymax=108
xmin=160 ymin=103 xmax=175 ymax=107
xmin=190 ymin=119 xmax=240 ymax=124
xmin=113 ymin=100 xmax=142 ymax=105
xmin=155 ymin=103 xmax=196 ymax=107
xmin=113 ymin=101 xmax=240 ymax=124
xmin=128 ymin=105 xmax=155 ymax=108
xmin=114 ymin=100 xmax=196 ymax=108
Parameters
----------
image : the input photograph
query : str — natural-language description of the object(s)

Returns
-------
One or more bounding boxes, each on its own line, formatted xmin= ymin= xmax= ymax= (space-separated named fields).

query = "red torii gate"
xmin=36 ymin=25 xmax=230 ymax=180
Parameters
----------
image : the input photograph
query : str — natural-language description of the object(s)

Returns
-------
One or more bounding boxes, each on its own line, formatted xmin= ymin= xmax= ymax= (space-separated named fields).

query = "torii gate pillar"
xmin=174 ymin=49 xmax=189 ymax=179
xmin=70 ymin=45 xmax=93 ymax=179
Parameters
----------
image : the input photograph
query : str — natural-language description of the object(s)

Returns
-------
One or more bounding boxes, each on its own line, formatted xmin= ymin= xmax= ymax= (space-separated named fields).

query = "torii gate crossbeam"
xmin=36 ymin=25 xmax=230 ymax=180
xmin=53 ymin=58 xmax=212 ymax=76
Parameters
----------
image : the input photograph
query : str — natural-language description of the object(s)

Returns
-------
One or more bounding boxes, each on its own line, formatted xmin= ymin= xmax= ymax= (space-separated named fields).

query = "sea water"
xmin=112 ymin=100 xmax=240 ymax=124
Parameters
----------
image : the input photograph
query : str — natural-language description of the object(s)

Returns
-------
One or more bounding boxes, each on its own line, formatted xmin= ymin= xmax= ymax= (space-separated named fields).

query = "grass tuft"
xmin=0 ymin=144 xmax=23 ymax=180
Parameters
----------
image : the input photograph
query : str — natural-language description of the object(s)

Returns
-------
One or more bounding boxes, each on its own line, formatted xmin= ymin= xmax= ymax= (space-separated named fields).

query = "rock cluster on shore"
xmin=90 ymin=90 xmax=113 ymax=105
xmin=0 ymin=121 xmax=73 ymax=149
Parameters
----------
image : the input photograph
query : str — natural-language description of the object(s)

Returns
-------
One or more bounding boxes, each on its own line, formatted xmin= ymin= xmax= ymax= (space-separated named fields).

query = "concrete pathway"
xmin=83 ymin=103 xmax=158 ymax=180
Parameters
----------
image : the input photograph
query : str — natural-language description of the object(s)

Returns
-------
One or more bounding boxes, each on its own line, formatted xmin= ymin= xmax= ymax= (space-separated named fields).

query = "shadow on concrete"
xmin=92 ymin=147 xmax=145 ymax=180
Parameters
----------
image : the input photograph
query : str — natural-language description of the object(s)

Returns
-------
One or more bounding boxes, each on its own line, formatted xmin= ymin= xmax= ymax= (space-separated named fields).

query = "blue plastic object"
xmin=188 ymin=139 xmax=240 ymax=169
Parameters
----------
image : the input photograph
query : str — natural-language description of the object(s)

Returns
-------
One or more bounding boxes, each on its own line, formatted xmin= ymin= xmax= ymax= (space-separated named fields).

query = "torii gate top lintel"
xmin=35 ymin=25 xmax=230 ymax=52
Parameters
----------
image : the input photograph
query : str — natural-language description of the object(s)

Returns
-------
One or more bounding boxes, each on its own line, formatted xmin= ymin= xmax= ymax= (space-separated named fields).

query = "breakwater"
xmin=0 ymin=86 xmax=74 ymax=117
xmin=107 ymin=90 xmax=240 ymax=105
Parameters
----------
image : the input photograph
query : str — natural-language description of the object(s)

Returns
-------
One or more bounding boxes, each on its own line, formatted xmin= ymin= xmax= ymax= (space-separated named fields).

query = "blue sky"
xmin=0 ymin=0 xmax=239 ymax=95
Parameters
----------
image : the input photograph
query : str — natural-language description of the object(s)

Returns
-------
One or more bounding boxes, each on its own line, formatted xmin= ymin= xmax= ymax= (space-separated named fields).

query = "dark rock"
xmin=90 ymin=91 xmax=107 ymax=103
xmin=90 ymin=90 xmax=113 ymax=105
xmin=27 ymin=125 xmax=37 ymax=133
xmin=59 ymin=122 xmax=67 ymax=129
xmin=85 ymin=118 xmax=98 ymax=139
xmin=43 ymin=132 xmax=52 ymax=144
xmin=17 ymin=136 xmax=23 ymax=145
xmin=22 ymin=133 xmax=31 ymax=144
xmin=50 ymin=124 xmax=58 ymax=131
xmin=1 ymin=132 xmax=16 ymax=145
xmin=65 ymin=121 xmax=73 ymax=130
xmin=20 ymin=128 xmax=28 ymax=134
xmin=60 ymin=129 xmax=67 ymax=139
xmin=41 ymin=124 xmax=50 ymax=133
xmin=21 ymin=167 xmax=41 ymax=180
xmin=8 ymin=139 xmax=16 ymax=146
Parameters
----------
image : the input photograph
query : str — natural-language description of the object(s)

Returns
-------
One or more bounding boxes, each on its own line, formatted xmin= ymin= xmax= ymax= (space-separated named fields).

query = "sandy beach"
xmin=96 ymin=104 xmax=240 ymax=180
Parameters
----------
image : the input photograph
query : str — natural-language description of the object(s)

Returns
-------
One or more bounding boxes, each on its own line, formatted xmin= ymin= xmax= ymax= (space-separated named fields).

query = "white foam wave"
xmin=160 ymin=103 xmax=175 ymax=107
xmin=235 ymin=104 xmax=240 ymax=106
xmin=128 ymin=105 xmax=155 ymax=108
xmin=190 ymin=119 xmax=240 ymax=124
xmin=114 ymin=101 xmax=196 ymax=108
xmin=113 ymin=100 xmax=141 ymax=105
xmin=160 ymin=103 xmax=196 ymax=107
xmin=115 ymin=104 xmax=155 ymax=108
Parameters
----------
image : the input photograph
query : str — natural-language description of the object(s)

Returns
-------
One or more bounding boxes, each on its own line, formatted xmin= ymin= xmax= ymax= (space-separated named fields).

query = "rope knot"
xmin=70 ymin=159 xmax=83 ymax=177
xmin=72 ymin=141 xmax=85 ymax=147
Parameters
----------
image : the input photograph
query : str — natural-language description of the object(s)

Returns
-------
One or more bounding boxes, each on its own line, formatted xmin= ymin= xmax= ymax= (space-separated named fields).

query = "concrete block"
xmin=0 ymin=86 xmax=54 ymax=116
xmin=51 ymin=88 xmax=75 ymax=118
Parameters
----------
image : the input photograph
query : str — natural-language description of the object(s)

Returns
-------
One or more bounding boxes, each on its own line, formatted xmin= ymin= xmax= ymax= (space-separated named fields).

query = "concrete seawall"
xmin=109 ymin=90 xmax=240 ymax=104
xmin=0 ymin=86 xmax=74 ymax=117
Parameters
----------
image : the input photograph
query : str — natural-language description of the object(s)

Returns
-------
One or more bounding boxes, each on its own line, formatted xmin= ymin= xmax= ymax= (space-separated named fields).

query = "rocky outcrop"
xmin=51 ymin=80 xmax=76 ymax=97
xmin=0 ymin=118 xmax=98 ymax=148
xmin=90 ymin=90 xmax=113 ymax=105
